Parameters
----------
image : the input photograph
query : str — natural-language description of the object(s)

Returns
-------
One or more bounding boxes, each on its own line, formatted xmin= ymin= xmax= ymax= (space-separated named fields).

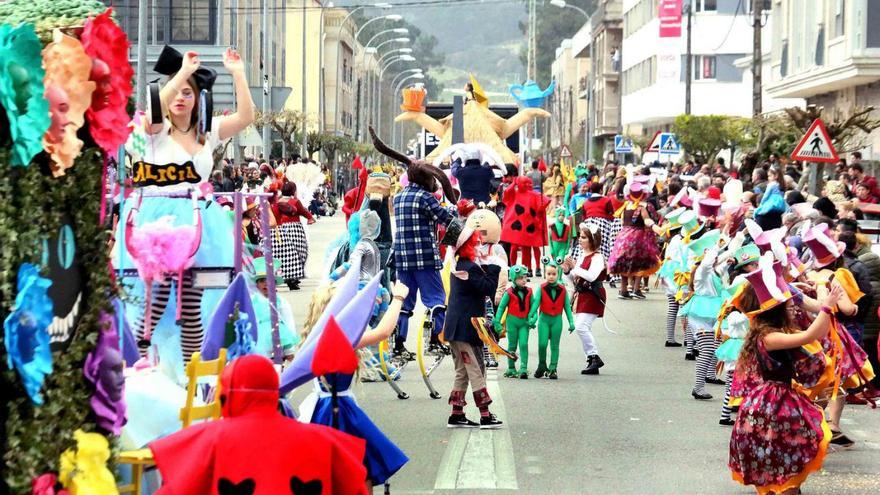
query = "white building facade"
xmin=620 ymin=0 xmax=797 ymax=141
xmin=766 ymin=0 xmax=880 ymax=158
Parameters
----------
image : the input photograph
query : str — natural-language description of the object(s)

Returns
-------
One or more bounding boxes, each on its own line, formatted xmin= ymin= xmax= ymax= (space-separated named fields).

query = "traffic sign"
xmin=646 ymin=131 xmax=662 ymax=152
xmin=659 ymin=132 xmax=680 ymax=154
xmin=614 ymin=135 xmax=634 ymax=153
xmin=559 ymin=144 xmax=573 ymax=158
xmin=790 ymin=119 xmax=839 ymax=163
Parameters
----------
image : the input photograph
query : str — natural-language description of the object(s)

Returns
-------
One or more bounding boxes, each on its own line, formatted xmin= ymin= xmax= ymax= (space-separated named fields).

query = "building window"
xmin=623 ymin=0 xmax=656 ymax=38
xmin=833 ymin=0 xmax=845 ymax=37
xmin=693 ymin=55 xmax=716 ymax=80
xmin=780 ymin=39 xmax=788 ymax=77
xmin=815 ymin=25 xmax=825 ymax=66
xmin=694 ymin=0 xmax=717 ymax=12
xmin=170 ymin=0 xmax=216 ymax=44
xmin=623 ymin=56 xmax=656 ymax=95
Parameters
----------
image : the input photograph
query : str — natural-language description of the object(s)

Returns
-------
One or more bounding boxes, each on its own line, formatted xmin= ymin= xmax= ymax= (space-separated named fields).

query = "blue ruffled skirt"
xmin=310 ymin=374 xmax=408 ymax=484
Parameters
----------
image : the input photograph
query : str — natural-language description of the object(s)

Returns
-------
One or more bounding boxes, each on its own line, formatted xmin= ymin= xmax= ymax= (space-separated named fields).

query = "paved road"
xmin=282 ymin=213 xmax=880 ymax=494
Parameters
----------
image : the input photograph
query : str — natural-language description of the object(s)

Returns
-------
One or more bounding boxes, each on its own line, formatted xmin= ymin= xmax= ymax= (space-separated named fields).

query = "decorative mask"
xmin=80 ymin=8 xmax=134 ymax=153
xmin=83 ymin=321 xmax=126 ymax=434
xmin=89 ymin=58 xmax=111 ymax=111
xmin=44 ymin=85 xmax=71 ymax=143
xmin=0 ymin=23 xmax=50 ymax=166
xmin=44 ymin=215 xmax=85 ymax=351
xmin=41 ymin=29 xmax=95 ymax=176
xmin=3 ymin=263 xmax=54 ymax=405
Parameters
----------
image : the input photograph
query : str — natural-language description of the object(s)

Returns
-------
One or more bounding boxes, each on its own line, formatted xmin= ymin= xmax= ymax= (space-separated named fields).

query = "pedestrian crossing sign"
xmin=659 ymin=133 xmax=680 ymax=154
xmin=560 ymin=144 xmax=573 ymax=158
xmin=790 ymin=118 xmax=839 ymax=163
xmin=614 ymin=135 xmax=633 ymax=153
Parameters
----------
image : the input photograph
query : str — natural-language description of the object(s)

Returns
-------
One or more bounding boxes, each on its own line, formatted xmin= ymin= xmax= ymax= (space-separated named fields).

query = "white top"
xmin=568 ymin=251 xmax=605 ymax=283
xmin=127 ymin=117 xmax=227 ymax=194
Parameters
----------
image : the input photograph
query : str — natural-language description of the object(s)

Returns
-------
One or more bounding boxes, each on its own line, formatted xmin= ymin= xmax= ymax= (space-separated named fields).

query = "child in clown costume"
xmin=495 ymin=265 xmax=533 ymax=379
xmin=679 ymin=229 xmax=726 ymax=400
xmin=714 ymin=243 xmax=760 ymax=425
xmin=548 ymin=207 xmax=572 ymax=261
xmin=656 ymin=207 xmax=687 ymax=347
xmin=529 ymin=257 xmax=575 ymax=379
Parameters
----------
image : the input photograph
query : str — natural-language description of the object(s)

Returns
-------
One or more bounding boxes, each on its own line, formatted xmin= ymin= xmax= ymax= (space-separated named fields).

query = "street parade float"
xmin=0 ymin=1 xmax=131 ymax=493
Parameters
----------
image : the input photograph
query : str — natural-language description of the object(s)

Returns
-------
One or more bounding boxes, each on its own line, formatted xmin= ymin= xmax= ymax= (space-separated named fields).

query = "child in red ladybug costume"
xmin=528 ymin=257 xmax=575 ymax=379
xmin=501 ymin=176 xmax=550 ymax=276
xmin=494 ymin=265 xmax=533 ymax=379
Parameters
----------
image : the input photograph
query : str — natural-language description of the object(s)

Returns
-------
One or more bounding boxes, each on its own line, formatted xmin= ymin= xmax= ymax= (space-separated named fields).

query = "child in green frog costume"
xmin=548 ymin=207 xmax=571 ymax=261
xmin=529 ymin=257 xmax=575 ymax=379
xmin=494 ymin=265 xmax=533 ymax=379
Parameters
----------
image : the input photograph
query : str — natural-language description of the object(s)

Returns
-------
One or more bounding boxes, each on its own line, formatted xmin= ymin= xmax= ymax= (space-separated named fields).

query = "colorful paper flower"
xmin=42 ymin=29 xmax=96 ymax=177
xmin=0 ymin=23 xmax=50 ymax=166
xmin=3 ymin=263 xmax=54 ymax=405
xmin=58 ymin=430 xmax=117 ymax=495
xmin=31 ymin=473 xmax=69 ymax=495
xmin=80 ymin=8 xmax=133 ymax=154
xmin=83 ymin=317 xmax=127 ymax=435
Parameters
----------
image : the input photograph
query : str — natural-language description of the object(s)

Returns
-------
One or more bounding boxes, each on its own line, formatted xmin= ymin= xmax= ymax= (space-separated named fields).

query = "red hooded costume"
xmin=150 ymin=355 xmax=368 ymax=495
xmin=501 ymin=176 xmax=550 ymax=247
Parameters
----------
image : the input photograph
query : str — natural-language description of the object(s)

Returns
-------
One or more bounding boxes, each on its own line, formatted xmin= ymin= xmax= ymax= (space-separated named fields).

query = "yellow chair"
xmin=117 ymin=349 xmax=228 ymax=494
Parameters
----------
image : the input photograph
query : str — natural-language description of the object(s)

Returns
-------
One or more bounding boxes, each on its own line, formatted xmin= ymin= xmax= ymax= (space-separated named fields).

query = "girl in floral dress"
xmin=729 ymin=253 xmax=842 ymax=495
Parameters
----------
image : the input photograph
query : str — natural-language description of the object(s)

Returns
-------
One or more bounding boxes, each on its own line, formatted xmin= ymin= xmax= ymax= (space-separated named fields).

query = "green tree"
xmin=672 ymin=114 xmax=753 ymax=163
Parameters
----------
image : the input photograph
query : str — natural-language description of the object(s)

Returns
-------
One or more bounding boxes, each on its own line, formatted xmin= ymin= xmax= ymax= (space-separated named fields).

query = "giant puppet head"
xmin=369 ymin=126 xmax=457 ymax=203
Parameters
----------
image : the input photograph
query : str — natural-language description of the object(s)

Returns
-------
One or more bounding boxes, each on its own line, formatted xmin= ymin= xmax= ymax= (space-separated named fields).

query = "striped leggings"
xmin=136 ymin=275 xmax=205 ymax=363
xmin=720 ymin=369 xmax=735 ymax=421
xmin=665 ymin=295 xmax=694 ymax=347
xmin=693 ymin=331 xmax=718 ymax=394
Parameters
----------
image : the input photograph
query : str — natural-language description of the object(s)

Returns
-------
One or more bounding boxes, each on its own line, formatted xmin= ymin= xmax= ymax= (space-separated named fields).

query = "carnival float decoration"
xmin=0 ymin=1 xmax=131 ymax=493
xmin=394 ymin=77 xmax=551 ymax=164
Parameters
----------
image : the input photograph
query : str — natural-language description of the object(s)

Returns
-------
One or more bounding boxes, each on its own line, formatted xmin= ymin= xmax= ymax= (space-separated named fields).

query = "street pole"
xmin=587 ymin=39 xmax=594 ymax=162
xmin=301 ymin=1 xmax=308 ymax=158
xmin=262 ymin=0 xmax=270 ymax=158
xmin=752 ymin=0 xmax=763 ymax=117
xmin=685 ymin=3 xmax=692 ymax=115
xmin=136 ymin=0 xmax=147 ymax=109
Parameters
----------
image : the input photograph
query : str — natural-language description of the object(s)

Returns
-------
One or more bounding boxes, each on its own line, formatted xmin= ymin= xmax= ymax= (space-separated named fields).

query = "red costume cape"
xmin=501 ymin=176 xmax=550 ymax=247
xmin=150 ymin=356 xmax=368 ymax=495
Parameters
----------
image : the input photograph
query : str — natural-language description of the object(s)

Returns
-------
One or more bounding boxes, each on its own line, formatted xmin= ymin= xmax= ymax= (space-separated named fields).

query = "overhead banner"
xmin=659 ymin=0 xmax=683 ymax=38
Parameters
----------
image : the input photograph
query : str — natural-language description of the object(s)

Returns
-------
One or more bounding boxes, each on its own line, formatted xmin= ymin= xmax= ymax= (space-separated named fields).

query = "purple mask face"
xmin=84 ymin=322 xmax=127 ymax=434
xmin=98 ymin=347 xmax=125 ymax=403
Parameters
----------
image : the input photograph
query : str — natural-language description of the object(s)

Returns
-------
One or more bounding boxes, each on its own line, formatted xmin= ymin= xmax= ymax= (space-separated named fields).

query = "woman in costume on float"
xmin=121 ymin=46 xmax=255 ymax=361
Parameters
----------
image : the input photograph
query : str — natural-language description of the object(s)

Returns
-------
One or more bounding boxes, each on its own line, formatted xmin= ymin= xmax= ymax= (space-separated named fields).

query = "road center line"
xmin=433 ymin=368 xmax=518 ymax=490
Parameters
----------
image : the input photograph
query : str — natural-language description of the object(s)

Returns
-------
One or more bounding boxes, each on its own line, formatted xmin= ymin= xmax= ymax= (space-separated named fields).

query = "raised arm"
xmin=153 ymin=51 xmax=200 ymax=134
xmin=358 ymin=282 xmax=408 ymax=348
xmin=218 ymin=48 xmax=256 ymax=141
xmin=764 ymin=285 xmax=843 ymax=350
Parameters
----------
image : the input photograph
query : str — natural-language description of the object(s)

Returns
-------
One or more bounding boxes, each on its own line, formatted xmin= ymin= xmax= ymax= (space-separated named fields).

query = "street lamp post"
xmin=550 ymin=0 xmax=591 ymax=162
xmin=393 ymin=72 xmax=425 ymax=148
xmin=362 ymin=36 xmax=409 ymax=141
xmin=333 ymin=4 xmax=392 ymax=137
xmin=377 ymin=55 xmax=416 ymax=140
xmin=357 ymin=27 xmax=407 ymax=140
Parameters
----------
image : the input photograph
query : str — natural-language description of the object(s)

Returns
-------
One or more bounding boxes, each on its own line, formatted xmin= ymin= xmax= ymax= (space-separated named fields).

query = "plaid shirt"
xmin=393 ymin=184 xmax=454 ymax=271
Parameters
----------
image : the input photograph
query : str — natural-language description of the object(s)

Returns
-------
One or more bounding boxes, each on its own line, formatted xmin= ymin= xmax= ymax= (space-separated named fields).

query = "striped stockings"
xmin=683 ymin=317 xmax=694 ymax=352
xmin=720 ymin=370 xmax=735 ymax=421
xmin=665 ymin=295 xmax=679 ymax=342
xmin=136 ymin=275 xmax=205 ymax=363
xmin=693 ymin=332 xmax=718 ymax=394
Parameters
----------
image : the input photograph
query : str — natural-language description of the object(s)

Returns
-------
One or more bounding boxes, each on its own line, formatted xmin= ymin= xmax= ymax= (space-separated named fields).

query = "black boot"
xmin=582 ymin=355 xmax=603 ymax=375
xmin=286 ymin=279 xmax=300 ymax=291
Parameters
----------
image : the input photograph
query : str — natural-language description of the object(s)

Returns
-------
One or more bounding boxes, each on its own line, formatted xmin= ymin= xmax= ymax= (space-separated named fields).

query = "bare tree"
xmin=255 ymin=110 xmax=307 ymax=158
